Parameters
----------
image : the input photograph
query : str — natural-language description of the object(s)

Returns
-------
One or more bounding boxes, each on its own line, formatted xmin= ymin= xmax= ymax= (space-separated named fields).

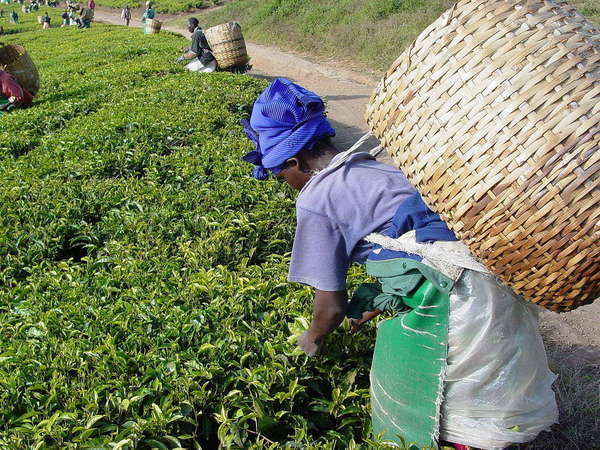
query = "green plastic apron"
xmin=350 ymin=258 xmax=454 ymax=448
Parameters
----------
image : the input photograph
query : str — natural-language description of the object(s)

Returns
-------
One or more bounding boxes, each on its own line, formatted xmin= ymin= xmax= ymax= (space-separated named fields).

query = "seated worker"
xmin=176 ymin=17 xmax=216 ymax=73
xmin=0 ymin=70 xmax=33 ymax=115
xmin=241 ymin=78 xmax=558 ymax=449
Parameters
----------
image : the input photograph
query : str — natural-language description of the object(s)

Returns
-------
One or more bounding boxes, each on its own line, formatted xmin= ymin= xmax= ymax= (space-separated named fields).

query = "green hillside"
xmin=197 ymin=0 xmax=600 ymax=72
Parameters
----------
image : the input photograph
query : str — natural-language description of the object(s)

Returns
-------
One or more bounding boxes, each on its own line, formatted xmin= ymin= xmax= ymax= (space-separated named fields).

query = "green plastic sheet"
xmin=352 ymin=258 xmax=453 ymax=448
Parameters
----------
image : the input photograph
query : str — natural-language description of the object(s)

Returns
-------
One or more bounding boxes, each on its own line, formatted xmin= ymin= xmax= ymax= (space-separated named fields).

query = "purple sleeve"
xmin=287 ymin=206 xmax=349 ymax=291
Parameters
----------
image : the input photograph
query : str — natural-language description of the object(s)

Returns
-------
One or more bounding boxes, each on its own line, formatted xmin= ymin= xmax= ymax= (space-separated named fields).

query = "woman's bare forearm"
xmin=306 ymin=289 xmax=348 ymax=341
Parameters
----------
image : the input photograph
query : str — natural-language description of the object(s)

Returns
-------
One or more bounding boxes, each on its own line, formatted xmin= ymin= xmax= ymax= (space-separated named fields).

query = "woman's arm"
xmin=298 ymin=289 xmax=347 ymax=356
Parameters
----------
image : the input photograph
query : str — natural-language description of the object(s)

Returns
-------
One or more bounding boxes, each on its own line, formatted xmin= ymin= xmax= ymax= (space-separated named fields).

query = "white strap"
xmin=328 ymin=132 xmax=382 ymax=171
xmin=364 ymin=230 xmax=490 ymax=282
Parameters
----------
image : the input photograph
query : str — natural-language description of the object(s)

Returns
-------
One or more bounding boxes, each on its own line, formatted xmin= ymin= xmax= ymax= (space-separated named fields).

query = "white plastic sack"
xmin=439 ymin=270 xmax=558 ymax=449
xmin=185 ymin=58 xmax=217 ymax=73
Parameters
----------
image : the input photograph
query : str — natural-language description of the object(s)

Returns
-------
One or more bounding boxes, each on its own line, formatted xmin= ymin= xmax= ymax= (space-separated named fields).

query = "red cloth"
xmin=0 ymin=70 xmax=33 ymax=107
xmin=87 ymin=0 xmax=95 ymax=8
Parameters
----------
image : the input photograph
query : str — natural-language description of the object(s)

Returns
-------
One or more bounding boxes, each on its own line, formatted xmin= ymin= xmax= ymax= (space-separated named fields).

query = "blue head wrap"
xmin=241 ymin=78 xmax=336 ymax=180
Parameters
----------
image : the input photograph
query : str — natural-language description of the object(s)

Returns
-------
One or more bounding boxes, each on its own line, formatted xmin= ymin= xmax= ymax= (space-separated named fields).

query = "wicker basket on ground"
xmin=146 ymin=18 xmax=161 ymax=34
xmin=37 ymin=15 xmax=43 ymax=23
xmin=205 ymin=21 xmax=249 ymax=69
xmin=366 ymin=0 xmax=599 ymax=312
xmin=0 ymin=44 xmax=40 ymax=95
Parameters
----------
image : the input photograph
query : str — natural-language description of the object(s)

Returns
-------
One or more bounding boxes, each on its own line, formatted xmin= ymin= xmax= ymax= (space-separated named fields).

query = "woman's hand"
xmin=349 ymin=309 xmax=383 ymax=333
xmin=297 ymin=290 xmax=347 ymax=356
xmin=298 ymin=330 xmax=323 ymax=357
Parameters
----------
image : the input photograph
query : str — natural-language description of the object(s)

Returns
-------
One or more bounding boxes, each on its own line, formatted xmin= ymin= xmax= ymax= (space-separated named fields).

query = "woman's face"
xmin=278 ymin=158 xmax=311 ymax=190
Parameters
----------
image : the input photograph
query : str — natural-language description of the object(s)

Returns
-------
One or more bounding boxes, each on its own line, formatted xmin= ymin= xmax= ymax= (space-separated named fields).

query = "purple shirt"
xmin=288 ymin=152 xmax=416 ymax=291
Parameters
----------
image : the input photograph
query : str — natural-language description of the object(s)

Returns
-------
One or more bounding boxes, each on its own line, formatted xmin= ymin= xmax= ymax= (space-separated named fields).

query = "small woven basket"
xmin=37 ymin=15 xmax=43 ymax=24
xmin=366 ymin=0 xmax=599 ymax=312
xmin=205 ymin=21 xmax=249 ymax=69
xmin=147 ymin=18 xmax=161 ymax=34
xmin=81 ymin=7 xmax=94 ymax=21
xmin=0 ymin=44 xmax=40 ymax=95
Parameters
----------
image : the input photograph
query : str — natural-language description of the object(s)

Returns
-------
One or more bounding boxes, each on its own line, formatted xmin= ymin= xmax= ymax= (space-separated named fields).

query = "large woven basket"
xmin=37 ymin=15 xmax=43 ymax=24
xmin=205 ymin=21 xmax=249 ymax=69
xmin=0 ymin=44 xmax=40 ymax=95
xmin=147 ymin=18 xmax=161 ymax=34
xmin=366 ymin=0 xmax=599 ymax=312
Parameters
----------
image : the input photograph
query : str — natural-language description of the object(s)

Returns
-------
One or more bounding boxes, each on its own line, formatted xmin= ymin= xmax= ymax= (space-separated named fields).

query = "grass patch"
xmin=530 ymin=342 xmax=600 ymax=449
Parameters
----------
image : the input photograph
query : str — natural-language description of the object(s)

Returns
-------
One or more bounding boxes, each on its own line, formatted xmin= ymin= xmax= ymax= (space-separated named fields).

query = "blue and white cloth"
xmin=288 ymin=151 xmax=457 ymax=291
xmin=242 ymin=78 xmax=335 ymax=180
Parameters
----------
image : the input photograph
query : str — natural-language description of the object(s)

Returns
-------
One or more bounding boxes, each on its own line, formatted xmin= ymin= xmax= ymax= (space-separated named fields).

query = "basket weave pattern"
xmin=205 ymin=22 xmax=249 ymax=69
xmin=82 ymin=7 xmax=94 ymax=21
xmin=147 ymin=18 xmax=161 ymax=34
xmin=366 ymin=0 xmax=599 ymax=312
xmin=0 ymin=44 xmax=40 ymax=95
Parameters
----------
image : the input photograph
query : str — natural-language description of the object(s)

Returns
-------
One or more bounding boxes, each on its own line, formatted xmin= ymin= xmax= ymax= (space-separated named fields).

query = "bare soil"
xmin=94 ymin=8 xmax=600 ymax=447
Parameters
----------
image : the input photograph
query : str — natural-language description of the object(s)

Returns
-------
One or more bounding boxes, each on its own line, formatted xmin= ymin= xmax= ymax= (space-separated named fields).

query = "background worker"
xmin=76 ymin=6 xmax=92 ymax=28
xmin=176 ymin=17 xmax=216 ymax=72
xmin=241 ymin=77 xmax=558 ymax=449
xmin=61 ymin=8 xmax=69 ymax=26
xmin=141 ymin=1 xmax=154 ymax=34
xmin=121 ymin=5 xmax=131 ymax=26
xmin=41 ymin=10 xmax=50 ymax=28
xmin=9 ymin=9 xmax=18 ymax=23
xmin=68 ymin=8 xmax=76 ymax=25
xmin=0 ymin=70 xmax=33 ymax=116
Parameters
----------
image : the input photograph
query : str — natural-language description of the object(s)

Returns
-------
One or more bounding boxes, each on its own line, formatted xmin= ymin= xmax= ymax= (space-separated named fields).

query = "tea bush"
xmin=0 ymin=14 xmax=382 ymax=449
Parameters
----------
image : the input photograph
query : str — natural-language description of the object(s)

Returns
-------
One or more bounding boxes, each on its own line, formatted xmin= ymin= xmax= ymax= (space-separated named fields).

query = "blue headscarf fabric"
xmin=241 ymin=78 xmax=336 ymax=180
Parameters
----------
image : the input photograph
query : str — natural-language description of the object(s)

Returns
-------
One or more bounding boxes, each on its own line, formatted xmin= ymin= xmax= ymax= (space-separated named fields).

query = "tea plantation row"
xmin=93 ymin=0 xmax=209 ymax=14
xmin=0 ymin=14 xmax=381 ymax=449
